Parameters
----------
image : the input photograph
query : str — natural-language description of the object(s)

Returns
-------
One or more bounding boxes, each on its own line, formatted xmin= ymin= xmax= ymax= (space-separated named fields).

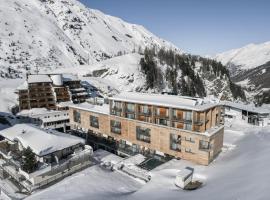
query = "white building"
xmin=0 ymin=124 xmax=93 ymax=192
xmin=222 ymin=102 xmax=270 ymax=127
xmin=175 ymin=168 xmax=193 ymax=189
xmin=17 ymin=108 xmax=70 ymax=132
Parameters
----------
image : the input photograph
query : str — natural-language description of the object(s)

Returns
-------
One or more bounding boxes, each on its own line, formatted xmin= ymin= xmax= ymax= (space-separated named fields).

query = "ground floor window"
xmin=90 ymin=115 xmax=99 ymax=128
xmin=136 ymin=126 xmax=151 ymax=143
xmin=199 ymin=140 xmax=210 ymax=150
xmin=170 ymin=133 xmax=181 ymax=152
xmin=110 ymin=120 xmax=121 ymax=134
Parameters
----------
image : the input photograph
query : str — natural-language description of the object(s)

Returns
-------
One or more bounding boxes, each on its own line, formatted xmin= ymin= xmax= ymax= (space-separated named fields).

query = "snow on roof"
xmin=222 ymin=101 xmax=270 ymax=114
xmin=27 ymin=74 xmax=52 ymax=83
xmin=56 ymin=101 xmax=75 ymax=108
xmin=177 ymin=168 xmax=193 ymax=179
xmin=17 ymin=108 xmax=51 ymax=116
xmin=69 ymin=102 xmax=110 ymax=115
xmin=0 ymin=124 xmax=85 ymax=156
xmin=110 ymin=92 xmax=217 ymax=111
xmin=16 ymin=81 xmax=28 ymax=90
xmin=62 ymin=74 xmax=79 ymax=82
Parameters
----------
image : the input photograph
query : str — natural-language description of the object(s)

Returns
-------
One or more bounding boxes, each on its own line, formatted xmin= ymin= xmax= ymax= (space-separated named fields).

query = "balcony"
xmin=112 ymin=106 xmax=122 ymax=112
xmin=194 ymin=119 xmax=209 ymax=125
xmin=138 ymin=110 xmax=152 ymax=116
xmin=172 ymin=116 xmax=192 ymax=124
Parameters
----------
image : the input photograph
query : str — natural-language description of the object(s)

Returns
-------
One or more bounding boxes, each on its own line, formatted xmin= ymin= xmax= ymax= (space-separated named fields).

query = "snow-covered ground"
xmin=0 ymin=78 xmax=24 ymax=113
xmin=25 ymin=120 xmax=270 ymax=200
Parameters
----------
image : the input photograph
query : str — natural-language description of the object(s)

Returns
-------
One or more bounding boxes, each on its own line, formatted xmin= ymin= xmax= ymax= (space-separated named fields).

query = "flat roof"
xmin=27 ymin=74 xmax=52 ymax=84
xmin=177 ymin=168 xmax=193 ymax=179
xmin=0 ymin=124 xmax=85 ymax=157
xmin=17 ymin=108 xmax=68 ymax=118
xmin=69 ymin=103 xmax=110 ymax=115
xmin=222 ymin=101 xmax=270 ymax=114
xmin=62 ymin=74 xmax=79 ymax=82
xmin=109 ymin=92 xmax=218 ymax=111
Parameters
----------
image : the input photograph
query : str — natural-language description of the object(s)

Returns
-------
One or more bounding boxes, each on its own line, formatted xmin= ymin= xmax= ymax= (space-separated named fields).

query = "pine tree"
xmin=21 ymin=147 xmax=37 ymax=173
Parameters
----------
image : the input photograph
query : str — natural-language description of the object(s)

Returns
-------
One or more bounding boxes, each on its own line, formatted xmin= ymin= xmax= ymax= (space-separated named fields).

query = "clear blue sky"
xmin=79 ymin=0 xmax=270 ymax=55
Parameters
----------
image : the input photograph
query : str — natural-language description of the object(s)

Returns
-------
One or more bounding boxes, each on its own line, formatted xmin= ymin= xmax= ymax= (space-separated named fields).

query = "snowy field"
xmin=25 ymin=121 xmax=270 ymax=200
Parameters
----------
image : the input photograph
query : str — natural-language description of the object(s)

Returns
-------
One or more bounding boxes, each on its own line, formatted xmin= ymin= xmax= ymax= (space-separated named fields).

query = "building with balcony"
xmin=16 ymin=74 xmax=88 ymax=111
xmin=0 ymin=124 xmax=92 ymax=192
xmin=69 ymin=92 xmax=224 ymax=165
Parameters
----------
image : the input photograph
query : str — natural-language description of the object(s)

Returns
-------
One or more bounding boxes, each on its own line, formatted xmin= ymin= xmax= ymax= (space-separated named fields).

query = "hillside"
xmin=215 ymin=41 xmax=270 ymax=77
xmin=215 ymin=41 xmax=270 ymax=103
xmin=0 ymin=0 xmax=178 ymax=77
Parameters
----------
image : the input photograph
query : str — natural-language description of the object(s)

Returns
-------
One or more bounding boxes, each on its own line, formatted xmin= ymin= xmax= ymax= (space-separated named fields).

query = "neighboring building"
xmin=69 ymin=92 xmax=224 ymax=165
xmin=222 ymin=101 xmax=270 ymax=127
xmin=16 ymin=74 xmax=88 ymax=111
xmin=175 ymin=168 xmax=193 ymax=189
xmin=17 ymin=108 xmax=70 ymax=132
xmin=0 ymin=124 xmax=92 ymax=192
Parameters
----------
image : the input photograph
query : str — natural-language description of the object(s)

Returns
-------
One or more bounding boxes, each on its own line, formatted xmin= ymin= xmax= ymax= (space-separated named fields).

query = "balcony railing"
xmin=172 ymin=116 xmax=192 ymax=123
xmin=112 ymin=107 xmax=122 ymax=112
xmin=139 ymin=110 xmax=152 ymax=116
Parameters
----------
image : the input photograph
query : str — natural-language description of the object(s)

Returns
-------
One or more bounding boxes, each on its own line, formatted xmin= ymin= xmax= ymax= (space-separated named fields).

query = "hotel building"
xmin=69 ymin=93 xmax=224 ymax=165
xmin=16 ymin=74 xmax=88 ymax=111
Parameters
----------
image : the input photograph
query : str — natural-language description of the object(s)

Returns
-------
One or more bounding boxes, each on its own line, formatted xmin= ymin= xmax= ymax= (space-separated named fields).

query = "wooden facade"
xmin=69 ymin=99 xmax=224 ymax=165
xmin=17 ymin=74 xmax=87 ymax=111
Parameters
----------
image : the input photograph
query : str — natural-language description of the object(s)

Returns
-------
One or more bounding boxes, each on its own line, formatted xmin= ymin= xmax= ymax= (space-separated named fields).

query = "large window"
xmin=199 ymin=140 xmax=210 ymax=151
xmin=184 ymin=123 xmax=192 ymax=130
xmin=111 ymin=101 xmax=122 ymax=116
xmin=156 ymin=118 xmax=169 ymax=126
xmin=139 ymin=105 xmax=151 ymax=115
xmin=73 ymin=110 xmax=81 ymax=123
xmin=136 ymin=126 xmax=151 ymax=143
xmin=90 ymin=115 xmax=99 ymax=128
xmin=170 ymin=133 xmax=181 ymax=152
xmin=126 ymin=103 xmax=135 ymax=113
xmin=184 ymin=111 xmax=192 ymax=121
xmin=111 ymin=120 xmax=121 ymax=134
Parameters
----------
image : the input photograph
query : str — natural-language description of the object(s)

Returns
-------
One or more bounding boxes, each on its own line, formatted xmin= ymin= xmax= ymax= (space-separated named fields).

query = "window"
xmin=111 ymin=120 xmax=121 ymax=134
xmin=185 ymin=136 xmax=195 ymax=143
xmin=136 ymin=126 xmax=151 ymax=143
xmin=126 ymin=103 xmax=135 ymax=113
xmin=158 ymin=118 xmax=169 ymax=126
xmin=184 ymin=123 xmax=192 ymax=130
xmin=184 ymin=111 xmax=192 ymax=121
xmin=185 ymin=148 xmax=193 ymax=153
xmin=111 ymin=101 xmax=122 ymax=116
xmin=139 ymin=105 xmax=151 ymax=115
xmin=73 ymin=110 xmax=81 ymax=123
xmin=156 ymin=107 xmax=169 ymax=117
xmin=126 ymin=113 xmax=135 ymax=119
xmin=199 ymin=140 xmax=210 ymax=150
xmin=90 ymin=115 xmax=99 ymax=128
xmin=170 ymin=133 xmax=181 ymax=152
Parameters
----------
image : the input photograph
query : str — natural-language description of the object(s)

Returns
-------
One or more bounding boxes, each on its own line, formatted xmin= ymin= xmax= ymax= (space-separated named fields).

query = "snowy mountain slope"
xmin=215 ymin=41 xmax=270 ymax=76
xmin=48 ymin=51 xmax=245 ymax=101
xmin=50 ymin=53 xmax=146 ymax=94
xmin=0 ymin=0 xmax=179 ymax=75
